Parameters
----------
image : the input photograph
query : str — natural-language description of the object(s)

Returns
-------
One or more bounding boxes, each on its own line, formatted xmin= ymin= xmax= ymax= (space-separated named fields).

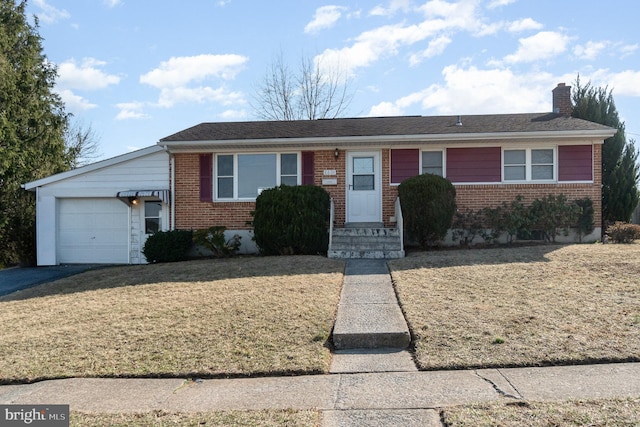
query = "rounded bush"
xmin=251 ymin=185 xmax=330 ymax=255
xmin=398 ymin=173 xmax=456 ymax=248
xmin=142 ymin=230 xmax=193 ymax=263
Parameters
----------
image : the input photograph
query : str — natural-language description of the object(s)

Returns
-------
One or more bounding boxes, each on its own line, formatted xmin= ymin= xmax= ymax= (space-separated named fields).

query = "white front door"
xmin=346 ymin=151 xmax=382 ymax=223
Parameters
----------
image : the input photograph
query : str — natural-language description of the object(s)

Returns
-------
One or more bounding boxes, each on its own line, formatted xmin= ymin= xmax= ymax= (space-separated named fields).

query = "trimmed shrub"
xmin=142 ymin=230 xmax=193 ymax=263
xmin=193 ymin=226 xmax=241 ymax=257
xmin=451 ymin=209 xmax=483 ymax=246
xmin=501 ymin=195 xmax=533 ymax=243
xmin=606 ymin=221 xmax=640 ymax=243
xmin=529 ymin=194 xmax=579 ymax=242
xmin=574 ymin=198 xmax=595 ymax=242
xmin=398 ymin=173 xmax=456 ymax=248
xmin=251 ymin=185 xmax=330 ymax=255
xmin=479 ymin=206 xmax=504 ymax=244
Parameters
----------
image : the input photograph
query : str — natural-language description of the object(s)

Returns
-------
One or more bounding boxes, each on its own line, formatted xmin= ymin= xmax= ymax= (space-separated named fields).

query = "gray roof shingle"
xmin=160 ymin=113 xmax=614 ymax=142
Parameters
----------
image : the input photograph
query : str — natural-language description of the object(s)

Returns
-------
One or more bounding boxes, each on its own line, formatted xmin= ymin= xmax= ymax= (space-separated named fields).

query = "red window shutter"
xmin=391 ymin=149 xmax=419 ymax=184
xmin=199 ymin=153 xmax=213 ymax=202
xmin=446 ymin=147 xmax=501 ymax=183
xmin=301 ymin=151 xmax=315 ymax=185
xmin=558 ymin=145 xmax=593 ymax=181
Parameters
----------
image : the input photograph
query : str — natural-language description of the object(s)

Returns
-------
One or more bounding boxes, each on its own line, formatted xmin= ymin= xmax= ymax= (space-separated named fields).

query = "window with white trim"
xmin=422 ymin=151 xmax=444 ymax=176
xmin=216 ymin=153 xmax=299 ymax=200
xmin=503 ymin=148 xmax=555 ymax=182
xmin=144 ymin=201 xmax=162 ymax=234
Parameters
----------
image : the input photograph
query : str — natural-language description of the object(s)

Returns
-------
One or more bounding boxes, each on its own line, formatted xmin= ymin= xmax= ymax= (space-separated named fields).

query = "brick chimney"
xmin=552 ymin=83 xmax=572 ymax=116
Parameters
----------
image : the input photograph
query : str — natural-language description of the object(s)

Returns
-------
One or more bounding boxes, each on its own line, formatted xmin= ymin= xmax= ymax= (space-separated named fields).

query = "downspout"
xmin=168 ymin=147 xmax=176 ymax=230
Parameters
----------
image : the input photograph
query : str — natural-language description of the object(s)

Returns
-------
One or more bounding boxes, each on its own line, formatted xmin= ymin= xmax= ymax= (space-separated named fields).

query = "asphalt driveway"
xmin=0 ymin=265 xmax=98 ymax=297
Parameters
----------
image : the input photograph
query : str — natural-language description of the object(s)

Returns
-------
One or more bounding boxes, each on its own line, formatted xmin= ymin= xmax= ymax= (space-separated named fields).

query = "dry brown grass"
xmin=71 ymin=409 xmax=318 ymax=427
xmin=442 ymin=398 xmax=640 ymax=426
xmin=389 ymin=243 xmax=640 ymax=370
xmin=0 ymin=256 xmax=344 ymax=383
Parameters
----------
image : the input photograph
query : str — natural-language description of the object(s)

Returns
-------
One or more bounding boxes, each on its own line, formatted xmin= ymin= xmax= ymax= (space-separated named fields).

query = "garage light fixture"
xmin=334 ymin=148 xmax=339 ymax=158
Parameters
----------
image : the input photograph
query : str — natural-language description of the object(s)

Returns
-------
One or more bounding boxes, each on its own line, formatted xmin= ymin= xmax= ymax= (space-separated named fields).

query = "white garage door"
xmin=57 ymin=198 xmax=129 ymax=264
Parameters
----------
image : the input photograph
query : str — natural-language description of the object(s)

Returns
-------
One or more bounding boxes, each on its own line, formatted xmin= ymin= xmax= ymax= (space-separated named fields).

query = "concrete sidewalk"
xmin=1 ymin=363 xmax=639 ymax=425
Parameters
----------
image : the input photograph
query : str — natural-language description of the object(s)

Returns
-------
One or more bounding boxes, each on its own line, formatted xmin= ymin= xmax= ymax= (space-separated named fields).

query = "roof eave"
xmin=23 ymin=145 xmax=165 ymax=191
xmin=160 ymin=129 xmax=616 ymax=152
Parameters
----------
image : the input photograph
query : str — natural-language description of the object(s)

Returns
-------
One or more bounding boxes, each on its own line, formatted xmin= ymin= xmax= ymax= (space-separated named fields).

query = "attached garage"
xmin=23 ymin=146 xmax=170 ymax=266
xmin=57 ymin=199 xmax=129 ymax=264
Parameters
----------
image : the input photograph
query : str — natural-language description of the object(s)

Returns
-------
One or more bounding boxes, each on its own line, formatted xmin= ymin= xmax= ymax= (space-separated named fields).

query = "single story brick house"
xmin=24 ymin=84 xmax=616 ymax=264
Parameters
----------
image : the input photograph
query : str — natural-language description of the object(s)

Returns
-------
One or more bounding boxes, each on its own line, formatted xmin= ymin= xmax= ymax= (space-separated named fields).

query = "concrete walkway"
xmin=331 ymin=259 xmax=416 ymax=375
xmin=2 ymin=363 xmax=640 ymax=426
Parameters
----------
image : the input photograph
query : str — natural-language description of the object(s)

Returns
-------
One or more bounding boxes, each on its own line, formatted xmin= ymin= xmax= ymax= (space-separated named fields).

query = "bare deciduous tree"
xmin=252 ymin=51 xmax=353 ymax=121
xmin=64 ymin=120 xmax=101 ymax=168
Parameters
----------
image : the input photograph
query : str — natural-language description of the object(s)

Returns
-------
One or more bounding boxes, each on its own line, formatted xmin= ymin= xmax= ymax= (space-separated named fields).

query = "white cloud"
xmin=57 ymin=58 xmax=121 ymax=90
xmin=487 ymin=0 xmax=516 ymax=8
xmin=115 ymin=102 xmax=150 ymax=120
xmin=507 ymin=18 xmax=543 ymax=33
xmin=32 ymin=0 xmax=70 ymax=24
xmin=57 ymin=89 xmax=97 ymax=112
xmin=369 ymin=65 xmax=560 ymax=116
xmin=573 ymin=41 xmax=608 ymax=60
xmin=410 ymin=35 xmax=452 ymax=65
xmin=156 ymin=86 xmax=244 ymax=108
xmin=618 ymin=43 xmax=638 ymax=58
xmin=305 ymin=5 xmax=347 ymax=34
xmin=220 ymin=109 xmax=249 ymax=120
xmin=317 ymin=0 xmax=487 ymax=76
xmin=103 ymin=0 xmax=122 ymax=7
xmin=369 ymin=0 xmax=411 ymax=17
xmin=592 ymin=70 xmax=640 ymax=97
xmin=502 ymin=31 xmax=570 ymax=64
xmin=140 ymin=54 xmax=248 ymax=88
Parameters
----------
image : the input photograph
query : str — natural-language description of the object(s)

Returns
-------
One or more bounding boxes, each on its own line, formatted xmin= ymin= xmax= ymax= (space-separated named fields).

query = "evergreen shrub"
xmin=398 ymin=173 xmax=456 ymax=248
xmin=142 ymin=230 xmax=193 ymax=263
xmin=251 ymin=185 xmax=330 ymax=255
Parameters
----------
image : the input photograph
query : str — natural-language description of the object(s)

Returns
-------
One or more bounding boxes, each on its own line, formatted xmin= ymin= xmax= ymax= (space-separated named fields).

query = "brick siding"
xmin=174 ymin=144 xmax=602 ymax=231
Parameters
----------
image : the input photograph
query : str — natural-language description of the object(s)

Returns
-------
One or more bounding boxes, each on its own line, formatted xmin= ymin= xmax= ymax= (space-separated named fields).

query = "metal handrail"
xmin=395 ymin=197 xmax=404 ymax=250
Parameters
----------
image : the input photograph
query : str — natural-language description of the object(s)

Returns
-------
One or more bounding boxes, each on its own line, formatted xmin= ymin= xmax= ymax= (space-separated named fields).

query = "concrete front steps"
xmin=328 ymin=224 xmax=405 ymax=259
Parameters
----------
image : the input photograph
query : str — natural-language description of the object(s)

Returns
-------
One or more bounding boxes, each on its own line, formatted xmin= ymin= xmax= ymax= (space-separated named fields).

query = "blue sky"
xmin=27 ymin=0 xmax=640 ymax=160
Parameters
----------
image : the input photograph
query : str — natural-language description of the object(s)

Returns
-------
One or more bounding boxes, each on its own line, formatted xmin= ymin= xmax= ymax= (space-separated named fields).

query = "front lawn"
xmin=71 ymin=409 xmax=318 ymax=427
xmin=389 ymin=243 xmax=640 ymax=370
xmin=0 ymin=256 xmax=344 ymax=383
xmin=442 ymin=398 xmax=640 ymax=426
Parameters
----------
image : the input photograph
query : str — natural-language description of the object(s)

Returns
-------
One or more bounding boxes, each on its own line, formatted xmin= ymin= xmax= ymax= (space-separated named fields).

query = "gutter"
xmin=159 ymin=129 xmax=617 ymax=151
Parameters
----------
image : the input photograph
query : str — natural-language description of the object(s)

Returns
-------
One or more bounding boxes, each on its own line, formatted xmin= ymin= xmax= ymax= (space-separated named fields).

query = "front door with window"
xmin=346 ymin=151 xmax=381 ymax=223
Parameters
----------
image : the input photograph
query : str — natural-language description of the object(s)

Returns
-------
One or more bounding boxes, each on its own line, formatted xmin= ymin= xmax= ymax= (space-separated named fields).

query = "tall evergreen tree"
xmin=571 ymin=77 xmax=639 ymax=224
xmin=0 ymin=0 xmax=69 ymax=266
